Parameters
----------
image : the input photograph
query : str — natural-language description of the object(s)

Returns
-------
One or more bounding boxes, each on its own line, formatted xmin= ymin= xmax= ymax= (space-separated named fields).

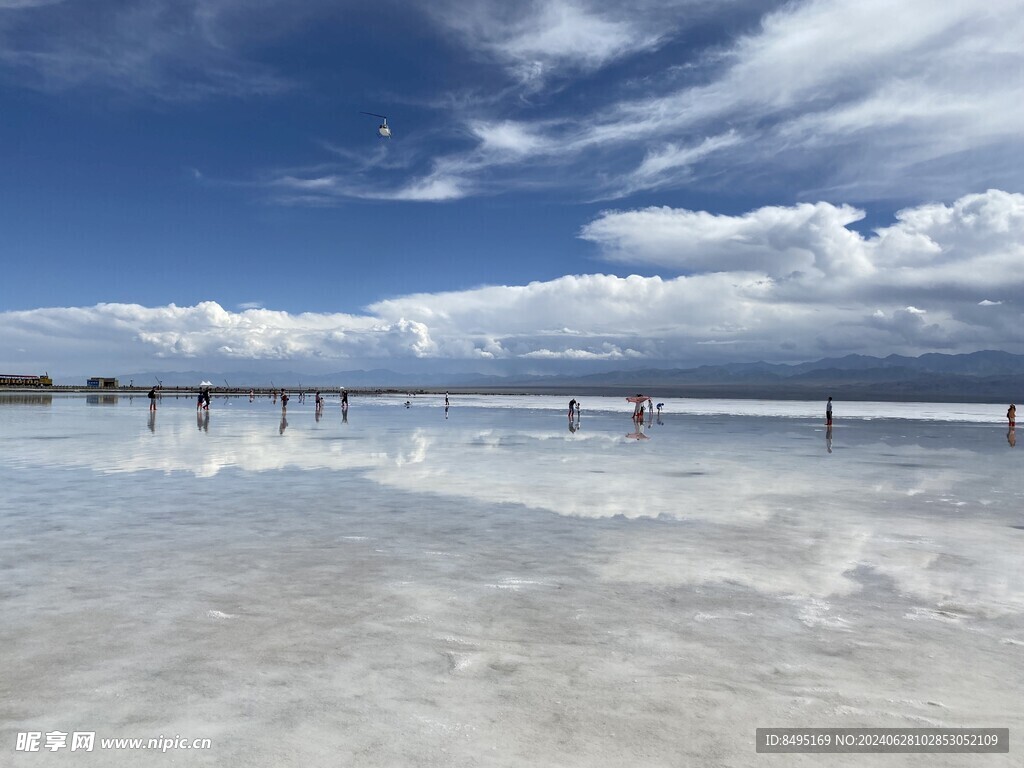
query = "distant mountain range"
xmin=113 ymin=350 xmax=1024 ymax=402
xmin=497 ymin=350 xmax=1024 ymax=402
xmin=115 ymin=368 xmax=461 ymax=389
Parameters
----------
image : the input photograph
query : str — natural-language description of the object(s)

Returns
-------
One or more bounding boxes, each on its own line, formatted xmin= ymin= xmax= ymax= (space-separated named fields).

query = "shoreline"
xmin=0 ymin=383 xmax=1016 ymax=405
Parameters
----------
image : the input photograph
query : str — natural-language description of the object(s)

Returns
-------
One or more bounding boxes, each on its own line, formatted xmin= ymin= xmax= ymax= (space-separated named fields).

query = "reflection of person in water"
xmin=626 ymin=422 xmax=650 ymax=440
xmin=147 ymin=410 xmax=156 ymax=433
xmin=826 ymin=425 xmax=833 ymax=453
xmin=279 ymin=413 xmax=288 ymax=434
xmin=1008 ymin=428 xmax=1016 ymax=448
xmin=342 ymin=407 xmax=349 ymax=424
xmin=196 ymin=410 xmax=209 ymax=432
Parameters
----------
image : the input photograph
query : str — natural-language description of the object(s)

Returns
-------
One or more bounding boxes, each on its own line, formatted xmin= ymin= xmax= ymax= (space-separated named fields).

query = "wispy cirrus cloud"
xmin=266 ymin=118 xmax=555 ymax=203
xmin=426 ymin=0 xmax=681 ymax=87
xmin=0 ymin=0 xmax=63 ymax=7
xmin=317 ymin=0 xmax=1024 ymax=202
xmin=269 ymin=168 xmax=471 ymax=203
xmin=0 ymin=0 xmax=293 ymax=98
xmin=257 ymin=0 xmax=762 ymax=202
xmin=6 ymin=0 xmax=1020 ymax=202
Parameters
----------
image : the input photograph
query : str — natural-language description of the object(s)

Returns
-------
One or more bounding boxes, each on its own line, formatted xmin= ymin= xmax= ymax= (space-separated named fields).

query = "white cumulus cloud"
xmin=3 ymin=190 xmax=1023 ymax=375
xmin=581 ymin=189 xmax=1024 ymax=300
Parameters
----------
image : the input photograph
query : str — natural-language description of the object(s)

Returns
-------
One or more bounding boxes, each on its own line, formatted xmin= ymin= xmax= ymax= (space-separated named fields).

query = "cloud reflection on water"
xmin=2 ymin=396 xmax=1020 ymax=620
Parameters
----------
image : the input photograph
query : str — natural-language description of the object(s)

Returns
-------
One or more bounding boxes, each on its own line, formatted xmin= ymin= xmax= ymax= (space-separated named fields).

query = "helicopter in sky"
xmin=360 ymin=112 xmax=391 ymax=138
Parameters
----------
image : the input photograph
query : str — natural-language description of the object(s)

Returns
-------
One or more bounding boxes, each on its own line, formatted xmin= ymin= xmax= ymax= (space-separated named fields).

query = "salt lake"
xmin=1 ymin=393 xmax=1021 ymax=766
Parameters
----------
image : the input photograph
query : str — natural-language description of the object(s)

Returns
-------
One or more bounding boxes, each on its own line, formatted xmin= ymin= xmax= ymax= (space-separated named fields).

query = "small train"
xmin=0 ymin=373 xmax=53 ymax=387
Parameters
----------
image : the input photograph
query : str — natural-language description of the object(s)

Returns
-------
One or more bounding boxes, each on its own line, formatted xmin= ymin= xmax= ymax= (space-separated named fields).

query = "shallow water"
xmin=1 ymin=394 xmax=1021 ymax=766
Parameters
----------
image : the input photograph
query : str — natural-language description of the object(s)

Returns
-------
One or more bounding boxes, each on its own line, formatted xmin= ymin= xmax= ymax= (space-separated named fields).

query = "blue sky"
xmin=2 ymin=0 xmax=1023 ymax=378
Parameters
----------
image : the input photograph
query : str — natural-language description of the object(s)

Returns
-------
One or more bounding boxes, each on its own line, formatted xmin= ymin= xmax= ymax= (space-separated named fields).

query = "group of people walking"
xmin=196 ymin=388 xmax=211 ymax=411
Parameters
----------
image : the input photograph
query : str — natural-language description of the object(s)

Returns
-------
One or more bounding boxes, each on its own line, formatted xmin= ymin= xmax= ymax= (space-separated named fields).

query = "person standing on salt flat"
xmin=628 ymin=394 xmax=645 ymax=421
xmin=826 ymin=396 xmax=833 ymax=426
